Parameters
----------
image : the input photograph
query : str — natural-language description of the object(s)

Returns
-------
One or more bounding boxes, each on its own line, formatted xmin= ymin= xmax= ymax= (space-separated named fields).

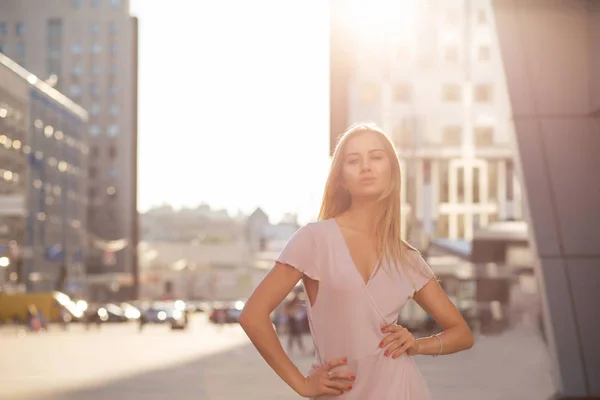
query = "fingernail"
xmin=348 ymin=385 xmax=353 ymax=390
xmin=379 ymin=341 xmax=384 ymax=347
xmin=384 ymin=350 xmax=389 ymax=356
xmin=350 ymin=375 xmax=356 ymax=380
xmin=392 ymin=354 xmax=398 ymax=359
xmin=381 ymin=327 xmax=386 ymax=332
xmin=343 ymin=358 xmax=347 ymax=363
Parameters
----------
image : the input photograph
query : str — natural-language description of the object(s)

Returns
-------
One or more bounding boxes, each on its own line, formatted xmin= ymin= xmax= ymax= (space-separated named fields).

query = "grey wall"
xmin=492 ymin=0 xmax=600 ymax=397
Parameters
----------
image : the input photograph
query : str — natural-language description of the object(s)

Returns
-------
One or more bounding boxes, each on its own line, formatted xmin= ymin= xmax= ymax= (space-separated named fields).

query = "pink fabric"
xmin=276 ymin=219 xmax=434 ymax=399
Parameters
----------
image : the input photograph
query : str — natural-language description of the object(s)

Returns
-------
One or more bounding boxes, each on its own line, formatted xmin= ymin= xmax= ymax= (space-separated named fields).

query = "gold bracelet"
xmin=431 ymin=333 xmax=443 ymax=357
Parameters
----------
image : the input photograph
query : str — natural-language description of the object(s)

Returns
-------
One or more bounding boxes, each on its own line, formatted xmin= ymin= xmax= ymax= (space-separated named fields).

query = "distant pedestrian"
xmin=284 ymin=293 xmax=305 ymax=355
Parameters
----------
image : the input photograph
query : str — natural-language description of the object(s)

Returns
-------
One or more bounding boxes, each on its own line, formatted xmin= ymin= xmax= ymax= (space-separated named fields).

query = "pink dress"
xmin=276 ymin=219 xmax=434 ymax=399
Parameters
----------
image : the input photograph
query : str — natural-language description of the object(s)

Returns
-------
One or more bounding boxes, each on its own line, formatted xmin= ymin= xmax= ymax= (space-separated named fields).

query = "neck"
xmin=345 ymin=197 xmax=381 ymax=234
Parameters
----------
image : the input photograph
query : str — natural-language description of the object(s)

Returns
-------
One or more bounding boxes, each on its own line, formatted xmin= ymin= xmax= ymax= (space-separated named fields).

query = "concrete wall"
xmin=492 ymin=1 xmax=600 ymax=397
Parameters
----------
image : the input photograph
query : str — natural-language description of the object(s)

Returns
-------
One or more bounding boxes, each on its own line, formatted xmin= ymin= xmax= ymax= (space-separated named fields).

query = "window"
xmin=442 ymin=125 xmax=462 ymax=146
xmin=15 ymin=43 xmax=25 ymax=55
xmin=107 ymin=125 xmax=119 ymax=137
xmin=71 ymin=44 xmax=82 ymax=55
xmin=89 ymin=125 xmax=100 ymax=136
xmin=392 ymin=117 xmax=416 ymax=148
xmin=478 ymin=46 xmax=491 ymax=62
xmin=92 ymin=64 xmax=101 ymax=75
xmin=475 ymin=126 xmax=494 ymax=146
xmin=109 ymin=85 xmax=118 ymax=95
xmin=109 ymin=105 xmax=118 ymax=116
xmin=109 ymin=21 xmax=117 ymax=34
xmin=72 ymin=0 xmax=82 ymax=7
xmin=90 ymin=83 xmax=99 ymax=96
xmin=359 ymin=82 xmax=380 ymax=106
xmin=91 ymin=146 xmax=99 ymax=157
xmin=477 ymin=9 xmax=487 ymax=25
xmin=90 ymin=23 xmax=100 ymax=34
xmin=72 ymin=63 xmax=82 ymax=76
xmin=444 ymin=46 xmax=458 ymax=63
xmin=442 ymin=84 xmax=461 ymax=102
xmin=16 ymin=23 xmax=25 ymax=36
xmin=92 ymin=0 xmax=100 ymax=7
xmin=474 ymin=84 xmax=493 ymax=102
xmin=110 ymin=43 xmax=118 ymax=54
xmin=109 ymin=167 xmax=117 ymax=179
xmin=90 ymin=104 xmax=100 ymax=116
xmin=108 ymin=145 xmax=117 ymax=159
xmin=0 ymin=23 xmax=7 ymax=35
xmin=0 ymin=44 xmax=4 ymax=54
xmin=88 ymin=187 xmax=96 ymax=199
xmin=109 ymin=64 xmax=117 ymax=75
xmin=88 ymin=166 xmax=97 ymax=179
xmin=110 ymin=0 xmax=121 ymax=7
xmin=91 ymin=43 xmax=101 ymax=54
xmin=69 ymin=85 xmax=81 ymax=97
xmin=393 ymin=84 xmax=412 ymax=103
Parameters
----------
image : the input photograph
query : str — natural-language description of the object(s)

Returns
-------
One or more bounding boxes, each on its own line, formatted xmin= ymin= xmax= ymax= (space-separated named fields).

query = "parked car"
xmin=209 ymin=301 xmax=244 ymax=324
xmin=139 ymin=301 xmax=188 ymax=330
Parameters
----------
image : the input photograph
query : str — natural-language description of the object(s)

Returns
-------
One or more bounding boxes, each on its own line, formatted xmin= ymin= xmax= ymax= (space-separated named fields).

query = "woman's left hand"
xmin=379 ymin=324 xmax=420 ymax=358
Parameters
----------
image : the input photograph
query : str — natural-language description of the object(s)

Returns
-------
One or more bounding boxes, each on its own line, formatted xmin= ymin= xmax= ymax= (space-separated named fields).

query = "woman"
xmin=239 ymin=122 xmax=474 ymax=399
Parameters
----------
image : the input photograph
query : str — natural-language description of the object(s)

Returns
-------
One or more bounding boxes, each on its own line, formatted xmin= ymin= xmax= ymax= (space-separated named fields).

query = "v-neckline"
xmin=331 ymin=218 xmax=379 ymax=287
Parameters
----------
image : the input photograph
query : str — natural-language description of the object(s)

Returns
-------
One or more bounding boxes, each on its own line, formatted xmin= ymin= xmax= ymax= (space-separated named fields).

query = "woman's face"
xmin=341 ymin=131 xmax=392 ymax=200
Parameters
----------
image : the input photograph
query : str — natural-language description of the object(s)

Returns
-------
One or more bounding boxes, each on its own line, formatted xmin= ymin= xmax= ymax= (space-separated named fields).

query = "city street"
xmin=0 ymin=314 xmax=555 ymax=400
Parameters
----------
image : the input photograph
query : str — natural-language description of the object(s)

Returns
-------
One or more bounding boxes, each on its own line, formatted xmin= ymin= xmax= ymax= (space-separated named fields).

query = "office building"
xmin=0 ymin=53 xmax=88 ymax=294
xmin=330 ymin=0 xmax=523 ymax=243
xmin=494 ymin=1 xmax=600 ymax=397
xmin=0 ymin=0 xmax=139 ymax=299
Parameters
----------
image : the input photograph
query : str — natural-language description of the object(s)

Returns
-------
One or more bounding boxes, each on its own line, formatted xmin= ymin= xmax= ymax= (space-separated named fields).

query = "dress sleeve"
xmin=276 ymin=224 xmax=320 ymax=281
xmin=405 ymin=248 xmax=436 ymax=295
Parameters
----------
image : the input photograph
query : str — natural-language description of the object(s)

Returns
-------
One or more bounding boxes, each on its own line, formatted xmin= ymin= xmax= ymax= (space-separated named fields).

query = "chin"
xmin=353 ymin=187 xmax=386 ymax=199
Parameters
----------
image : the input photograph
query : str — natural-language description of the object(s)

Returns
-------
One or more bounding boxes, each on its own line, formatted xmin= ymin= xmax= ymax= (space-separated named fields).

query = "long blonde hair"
xmin=318 ymin=122 xmax=419 ymax=276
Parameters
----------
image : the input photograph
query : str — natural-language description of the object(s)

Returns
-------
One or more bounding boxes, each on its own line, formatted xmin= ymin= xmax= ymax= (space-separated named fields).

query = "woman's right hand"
xmin=299 ymin=357 xmax=355 ymax=398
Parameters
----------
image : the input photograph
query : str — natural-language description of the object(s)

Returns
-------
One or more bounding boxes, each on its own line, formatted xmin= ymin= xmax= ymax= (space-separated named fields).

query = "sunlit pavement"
xmin=0 ymin=315 xmax=555 ymax=400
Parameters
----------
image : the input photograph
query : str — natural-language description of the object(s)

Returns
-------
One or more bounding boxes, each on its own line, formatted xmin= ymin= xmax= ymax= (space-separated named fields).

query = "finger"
xmin=379 ymin=330 xmax=403 ymax=348
xmin=391 ymin=340 xmax=414 ymax=358
xmin=329 ymin=371 xmax=356 ymax=381
xmin=383 ymin=329 xmax=413 ymax=355
xmin=325 ymin=357 xmax=348 ymax=370
xmin=326 ymin=380 xmax=353 ymax=392
xmin=321 ymin=386 xmax=345 ymax=396
xmin=380 ymin=324 xmax=401 ymax=333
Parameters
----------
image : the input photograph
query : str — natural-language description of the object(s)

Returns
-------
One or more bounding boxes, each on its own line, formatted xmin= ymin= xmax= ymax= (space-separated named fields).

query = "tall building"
xmin=493 ymin=1 xmax=600 ymax=397
xmin=330 ymin=0 xmax=523 ymax=243
xmin=0 ymin=53 xmax=88 ymax=294
xmin=0 ymin=0 xmax=139 ymax=299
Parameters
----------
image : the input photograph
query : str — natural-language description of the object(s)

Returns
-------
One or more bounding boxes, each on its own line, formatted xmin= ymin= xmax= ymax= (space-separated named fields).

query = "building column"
xmin=497 ymin=159 xmax=507 ymax=220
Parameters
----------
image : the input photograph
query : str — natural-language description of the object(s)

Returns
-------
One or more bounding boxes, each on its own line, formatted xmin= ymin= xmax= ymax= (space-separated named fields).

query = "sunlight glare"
xmin=348 ymin=0 xmax=417 ymax=39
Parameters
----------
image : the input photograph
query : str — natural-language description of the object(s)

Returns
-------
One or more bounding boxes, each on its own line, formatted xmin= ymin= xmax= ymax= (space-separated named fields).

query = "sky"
xmin=129 ymin=0 xmax=332 ymax=224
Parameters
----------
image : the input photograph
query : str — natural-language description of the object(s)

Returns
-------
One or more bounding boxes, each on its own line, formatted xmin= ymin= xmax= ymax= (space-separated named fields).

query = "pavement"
xmin=0 ymin=312 xmax=556 ymax=400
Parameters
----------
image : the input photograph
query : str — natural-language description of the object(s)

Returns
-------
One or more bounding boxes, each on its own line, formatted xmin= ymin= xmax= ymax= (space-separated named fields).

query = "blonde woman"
xmin=239 ymin=123 xmax=474 ymax=399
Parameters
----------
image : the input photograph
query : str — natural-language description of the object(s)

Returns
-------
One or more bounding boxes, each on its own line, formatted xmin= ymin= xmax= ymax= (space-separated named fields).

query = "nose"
xmin=361 ymin=158 xmax=372 ymax=171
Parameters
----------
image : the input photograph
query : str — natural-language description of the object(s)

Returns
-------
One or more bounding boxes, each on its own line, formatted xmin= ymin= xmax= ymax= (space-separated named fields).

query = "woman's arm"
xmin=412 ymin=279 xmax=475 ymax=355
xmin=238 ymin=262 xmax=308 ymax=395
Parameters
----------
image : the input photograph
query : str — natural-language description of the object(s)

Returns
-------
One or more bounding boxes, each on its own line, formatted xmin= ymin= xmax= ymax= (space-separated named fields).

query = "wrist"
xmin=292 ymin=374 xmax=309 ymax=397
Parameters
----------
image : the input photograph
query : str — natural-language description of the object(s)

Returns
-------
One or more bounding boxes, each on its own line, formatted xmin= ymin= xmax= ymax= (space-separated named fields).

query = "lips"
xmin=359 ymin=177 xmax=376 ymax=184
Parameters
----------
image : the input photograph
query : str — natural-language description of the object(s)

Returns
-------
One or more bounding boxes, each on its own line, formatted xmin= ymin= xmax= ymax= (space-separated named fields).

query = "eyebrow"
xmin=345 ymin=149 xmax=385 ymax=158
